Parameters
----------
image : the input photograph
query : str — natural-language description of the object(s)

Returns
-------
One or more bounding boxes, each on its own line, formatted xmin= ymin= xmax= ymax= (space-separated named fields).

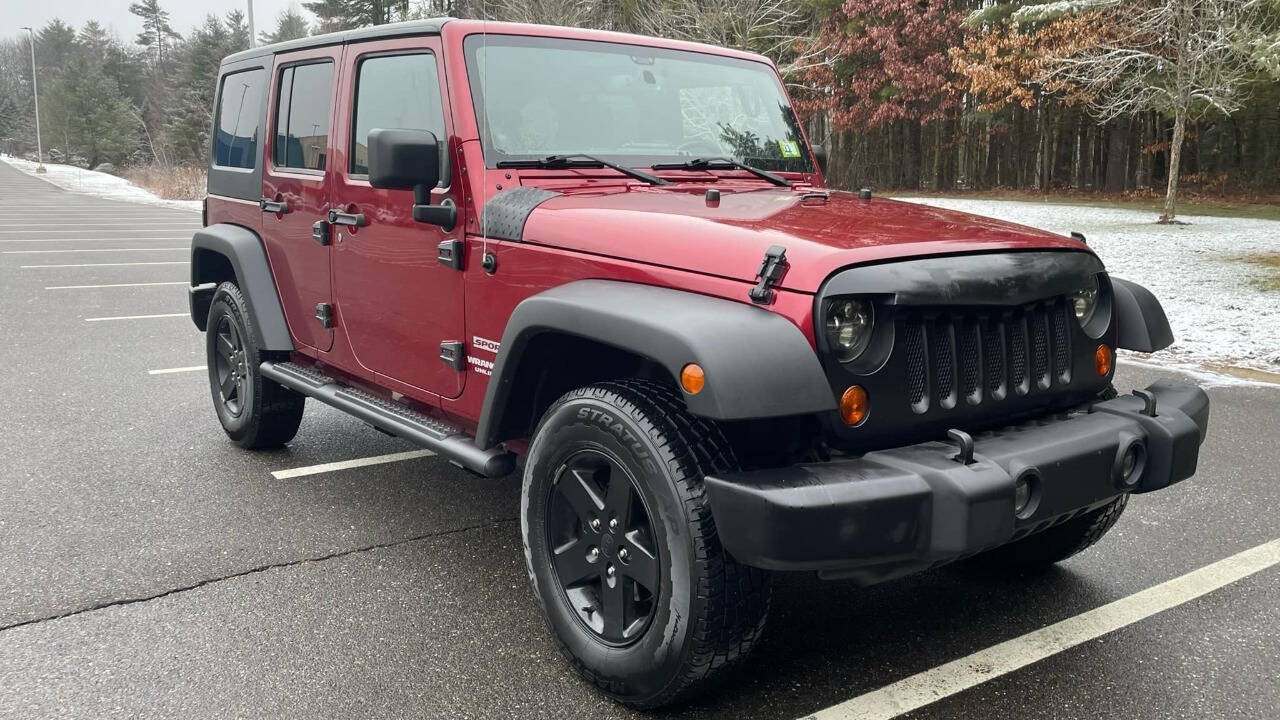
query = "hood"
xmin=518 ymin=186 xmax=1091 ymax=293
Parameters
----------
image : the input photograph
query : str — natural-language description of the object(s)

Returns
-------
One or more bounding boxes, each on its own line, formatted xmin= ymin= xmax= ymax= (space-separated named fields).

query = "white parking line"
xmin=148 ymin=365 xmax=205 ymax=375
xmin=4 ymin=247 xmax=186 ymax=254
xmin=804 ymin=537 xmax=1280 ymax=720
xmin=46 ymin=281 xmax=187 ymax=290
xmin=0 ymin=237 xmax=192 ymax=243
xmin=0 ymin=222 xmax=197 ymax=227
xmin=270 ymin=450 xmax=437 ymax=479
xmin=84 ymin=313 xmax=188 ymax=322
xmin=0 ymin=228 xmax=196 ymax=234
xmin=22 ymin=261 xmax=187 ymax=268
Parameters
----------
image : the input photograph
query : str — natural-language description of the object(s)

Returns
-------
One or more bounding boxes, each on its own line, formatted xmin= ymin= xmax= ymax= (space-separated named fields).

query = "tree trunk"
xmin=1162 ymin=112 xmax=1186 ymax=223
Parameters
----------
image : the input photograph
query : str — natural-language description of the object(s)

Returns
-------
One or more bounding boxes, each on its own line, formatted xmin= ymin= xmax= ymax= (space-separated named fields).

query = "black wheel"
xmin=975 ymin=494 xmax=1128 ymax=570
xmin=521 ymin=380 xmax=770 ymax=708
xmin=205 ymin=282 xmax=304 ymax=449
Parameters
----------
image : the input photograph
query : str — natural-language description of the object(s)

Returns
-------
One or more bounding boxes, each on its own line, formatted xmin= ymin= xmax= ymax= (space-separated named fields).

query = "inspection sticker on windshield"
xmin=778 ymin=140 xmax=801 ymax=158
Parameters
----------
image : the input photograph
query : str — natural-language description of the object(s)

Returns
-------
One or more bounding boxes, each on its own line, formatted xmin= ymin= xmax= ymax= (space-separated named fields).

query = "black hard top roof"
xmin=221 ymin=18 xmax=451 ymax=65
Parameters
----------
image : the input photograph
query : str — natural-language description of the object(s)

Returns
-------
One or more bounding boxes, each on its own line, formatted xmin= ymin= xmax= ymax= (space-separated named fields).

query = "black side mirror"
xmin=368 ymin=128 xmax=440 ymax=190
xmin=811 ymin=145 xmax=828 ymax=176
xmin=367 ymin=128 xmax=455 ymax=230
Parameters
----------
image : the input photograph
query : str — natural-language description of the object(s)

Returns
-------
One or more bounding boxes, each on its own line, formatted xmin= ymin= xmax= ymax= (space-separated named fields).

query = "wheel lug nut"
xmin=606 ymin=564 xmax=616 ymax=578
xmin=586 ymin=547 xmax=599 ymax=563
xmin=618 ymin=547 xmax=629 ymax=561
xmin=590 ymin=518 xmax=601 ymax=531
xmin=608 ymin=518 xmax=619 ymax=531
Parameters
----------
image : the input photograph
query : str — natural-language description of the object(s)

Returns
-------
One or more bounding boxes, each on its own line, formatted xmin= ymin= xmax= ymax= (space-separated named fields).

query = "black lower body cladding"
xmin=704 ymin=379 xmax=1209 ymax=585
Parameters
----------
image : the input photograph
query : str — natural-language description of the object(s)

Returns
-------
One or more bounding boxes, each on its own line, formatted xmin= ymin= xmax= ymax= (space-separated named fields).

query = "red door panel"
xmin=330 ymin=39 xmax=466 ymax=399
xmin=262 ymin=47 xmax=342 ymax=352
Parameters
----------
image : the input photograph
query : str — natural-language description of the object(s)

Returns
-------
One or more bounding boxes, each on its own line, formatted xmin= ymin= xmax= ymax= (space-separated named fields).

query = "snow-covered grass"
xmin=1 ymin=157 xmax=202 ymax=213
xmin=896 ymin=196 xmax=1280 ymax=378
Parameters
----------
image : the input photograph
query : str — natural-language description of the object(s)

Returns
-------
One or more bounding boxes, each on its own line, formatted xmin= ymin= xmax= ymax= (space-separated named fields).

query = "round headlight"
xmin=1071 ymin=278 xmax=1099 ymax=327
xmin=825 ymin=299 xmax=874 ymax=363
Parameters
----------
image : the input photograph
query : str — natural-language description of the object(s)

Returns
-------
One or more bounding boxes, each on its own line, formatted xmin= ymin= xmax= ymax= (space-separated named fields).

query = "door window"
xmin=273 ymin=62 xmax=334 ymax=171
xmin=213 ymin=67 xmax=266 ymax=169
xmin=351 ymin=53 xmax=447 ymax=181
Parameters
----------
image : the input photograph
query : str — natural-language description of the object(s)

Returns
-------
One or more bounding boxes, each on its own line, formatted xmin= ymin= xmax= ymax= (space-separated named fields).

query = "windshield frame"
xmin=461 ymin=32 xmax=815 ymax=175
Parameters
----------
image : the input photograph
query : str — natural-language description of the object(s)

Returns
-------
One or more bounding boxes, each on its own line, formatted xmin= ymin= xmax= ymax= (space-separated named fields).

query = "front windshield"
xmin=464 ymin=34 xmax=814 ymax=174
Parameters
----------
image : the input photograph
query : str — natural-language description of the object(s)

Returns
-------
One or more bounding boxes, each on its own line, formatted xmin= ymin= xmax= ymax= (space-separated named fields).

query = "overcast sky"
xmin=11 ymin=0 xmax=313 ymax=42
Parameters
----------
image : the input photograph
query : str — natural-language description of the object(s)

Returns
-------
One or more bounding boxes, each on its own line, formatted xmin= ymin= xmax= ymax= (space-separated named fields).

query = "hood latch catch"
xmin=749 ymin=245 xmax=789 ymax=305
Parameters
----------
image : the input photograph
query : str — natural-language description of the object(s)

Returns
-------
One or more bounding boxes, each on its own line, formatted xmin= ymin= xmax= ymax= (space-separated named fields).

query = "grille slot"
xmin=902 ymin=298 xmax=1072 ymax=415
xmin=933 ymin=319 xmax=955 ymax=409
xmin=1029 ymin=306 xmax=1050 ymax=389
xmin=904 ymin=320 xmax=927 ymax=410
xmin=1052 ymin=300 xmax=1071 ymax=381
xmin=957 ymin=320 xmax=981 ymax=404
xmin=983 ymin=319 xmax=1005 ymax=398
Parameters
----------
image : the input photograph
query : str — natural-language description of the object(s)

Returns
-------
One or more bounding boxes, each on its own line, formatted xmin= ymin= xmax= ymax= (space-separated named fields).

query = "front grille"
xmin=904 ymin=298 xmax=1073 ymax=414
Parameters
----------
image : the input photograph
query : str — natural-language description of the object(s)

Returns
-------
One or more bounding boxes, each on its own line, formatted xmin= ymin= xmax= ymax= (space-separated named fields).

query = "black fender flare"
xmin=189 ymin=223 xmax=293 ymax=352
xmin=476 ymin=280 xmax=836 ymax=448
xmin=1110 ymin=276 xmax=1173 ymax=353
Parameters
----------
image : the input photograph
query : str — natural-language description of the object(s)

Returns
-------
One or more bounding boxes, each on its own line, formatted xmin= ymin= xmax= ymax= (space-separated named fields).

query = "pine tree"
xmin=261 ymin=7 xmax=312 ymax=44
xmin=167 ymin=15 xmax=231 ymax=165
xmin=224 ymin=10 xmax=252 ymax=54
xmin=129 ymin=0 xmax=182 ymax=67
xmin=43 ymin=56 xmax=135 ymax=167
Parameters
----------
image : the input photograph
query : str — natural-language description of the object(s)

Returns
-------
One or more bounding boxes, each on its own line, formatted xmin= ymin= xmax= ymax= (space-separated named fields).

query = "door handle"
xmin=260 ymin=198 xmax=289 ymax=214
xmin=328 ymin=209 xmax=367 ymax=227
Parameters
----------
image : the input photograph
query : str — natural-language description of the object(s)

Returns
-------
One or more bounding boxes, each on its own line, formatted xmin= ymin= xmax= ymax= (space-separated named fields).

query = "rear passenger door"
xmin=330 ymin=39 xmax=465 ymax=399
xmin=261 ymin=47 xmax=341 ymax=352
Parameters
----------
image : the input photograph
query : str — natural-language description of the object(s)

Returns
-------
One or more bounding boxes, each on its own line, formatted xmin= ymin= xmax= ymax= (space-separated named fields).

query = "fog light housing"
xmin=1116 ymin=439 xmax=1147 ymax=489
xmin=839 ymin=385 xmax=869 ymax=426
xmin=1014 ymin=470 xmax=1041 ymax=519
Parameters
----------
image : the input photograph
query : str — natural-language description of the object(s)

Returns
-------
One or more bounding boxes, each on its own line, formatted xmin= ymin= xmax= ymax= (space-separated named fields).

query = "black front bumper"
xmin=705 ymin=380 xmax=1210 ymax=584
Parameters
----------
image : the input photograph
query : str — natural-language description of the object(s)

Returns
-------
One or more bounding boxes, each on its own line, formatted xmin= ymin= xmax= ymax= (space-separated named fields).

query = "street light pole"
xmin=247 ymin=0 xmax=256 ymax=48
xmin=20 ymin=27 xmax=46 ymax=173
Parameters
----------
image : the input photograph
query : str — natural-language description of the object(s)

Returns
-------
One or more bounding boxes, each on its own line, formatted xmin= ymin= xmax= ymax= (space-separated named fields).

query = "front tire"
xmin=521 ymin=380 xmax=770 ymax=708
xmin=205 ymin=282 xmax=304 ymax=449
xmin=977 ymin=494 xmax=1129 ymax=570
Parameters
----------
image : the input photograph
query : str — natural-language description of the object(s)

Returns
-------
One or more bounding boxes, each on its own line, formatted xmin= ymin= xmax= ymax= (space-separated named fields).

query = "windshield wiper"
xmin=651 ymin=157 xmax=792 ymax=187
xmin=495 ymin=154 xmax=670 ymax=186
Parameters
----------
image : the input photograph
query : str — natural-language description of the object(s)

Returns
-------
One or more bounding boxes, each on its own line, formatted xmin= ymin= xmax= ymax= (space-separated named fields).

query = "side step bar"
xmin=260 ymin=360 xmax=516 ymax=478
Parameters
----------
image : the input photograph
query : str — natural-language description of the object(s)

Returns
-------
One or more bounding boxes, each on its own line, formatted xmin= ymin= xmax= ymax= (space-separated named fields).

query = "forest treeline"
xmin=2 ymin=0 xmax=1279 ymax=219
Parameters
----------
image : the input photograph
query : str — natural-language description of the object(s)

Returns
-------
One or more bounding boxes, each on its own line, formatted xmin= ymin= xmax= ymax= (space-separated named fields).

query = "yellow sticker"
xmin=778 ymin=140 xmax=801 ymax=158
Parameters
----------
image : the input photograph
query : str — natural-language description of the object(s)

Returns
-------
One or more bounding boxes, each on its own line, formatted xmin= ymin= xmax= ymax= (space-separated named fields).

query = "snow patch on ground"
xmin=895 ymin=197 xmax=1280 ymax=375
xmin=1 ymin=157 xmax=202 ymax=213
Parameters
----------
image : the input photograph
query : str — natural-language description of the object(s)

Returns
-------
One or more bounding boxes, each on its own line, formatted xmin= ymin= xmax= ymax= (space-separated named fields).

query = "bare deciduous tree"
xmin=1044 ymin=0 xmax=1264 ymax=222
xmin=476 ymin=0 xmax=605 ymax=28
xmin=630 ymin=0 xmax=825 ymax=75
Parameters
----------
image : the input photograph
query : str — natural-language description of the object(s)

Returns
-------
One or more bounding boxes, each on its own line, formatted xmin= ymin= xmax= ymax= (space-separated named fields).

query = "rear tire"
xmin=521 ymin=380 xmax=770 ymax=709
xmin=205 ymin=282 xmax=304 ymax=449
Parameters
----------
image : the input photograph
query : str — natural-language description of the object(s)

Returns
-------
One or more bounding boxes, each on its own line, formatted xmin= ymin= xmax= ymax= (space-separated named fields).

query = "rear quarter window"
xmin=213 ymin=67 xmax=267 ymax=169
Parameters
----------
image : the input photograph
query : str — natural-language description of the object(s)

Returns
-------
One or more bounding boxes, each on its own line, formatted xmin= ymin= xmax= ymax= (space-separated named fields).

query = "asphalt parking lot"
xmin=1 ymin=159 xmax=1277 ymax=719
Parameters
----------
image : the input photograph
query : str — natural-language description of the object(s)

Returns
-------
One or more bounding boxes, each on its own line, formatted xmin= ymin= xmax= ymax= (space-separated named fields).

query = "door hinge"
xmin=439 ymin=341 xmax=465 ymax=371
xmin=749 ymin=245 xmax=788 ymax=305
xmin=312 ymin=220 xmax=331 ymax=246
xmin=437 ymin=239 xmax=464 ymax=270
xmin=315 ymin=303 xmax=334 ymax=329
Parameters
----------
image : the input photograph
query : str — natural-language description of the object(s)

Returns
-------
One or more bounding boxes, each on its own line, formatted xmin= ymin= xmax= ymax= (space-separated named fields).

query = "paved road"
xmin=1 ymin=159 xmax=1277 ymax=719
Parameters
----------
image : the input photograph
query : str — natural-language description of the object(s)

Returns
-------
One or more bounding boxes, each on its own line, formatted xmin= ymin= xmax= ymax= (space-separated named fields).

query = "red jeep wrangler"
xmin=190 ymin=19 xmax=1211 ymax=707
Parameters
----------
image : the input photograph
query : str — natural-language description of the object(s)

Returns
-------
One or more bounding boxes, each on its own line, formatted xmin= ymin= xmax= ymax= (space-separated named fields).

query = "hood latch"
xmin=749 ymin=245 xmax=789 ymax=305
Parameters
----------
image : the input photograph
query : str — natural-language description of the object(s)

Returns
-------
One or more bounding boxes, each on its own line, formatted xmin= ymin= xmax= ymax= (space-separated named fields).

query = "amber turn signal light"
xmin=839 ymin=385 xmax=869 ymax=426
xmin=680 ymin=363 xmax=705 ymax=394
xmin=1095 ymin=344 xmax=1113 ymax=377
